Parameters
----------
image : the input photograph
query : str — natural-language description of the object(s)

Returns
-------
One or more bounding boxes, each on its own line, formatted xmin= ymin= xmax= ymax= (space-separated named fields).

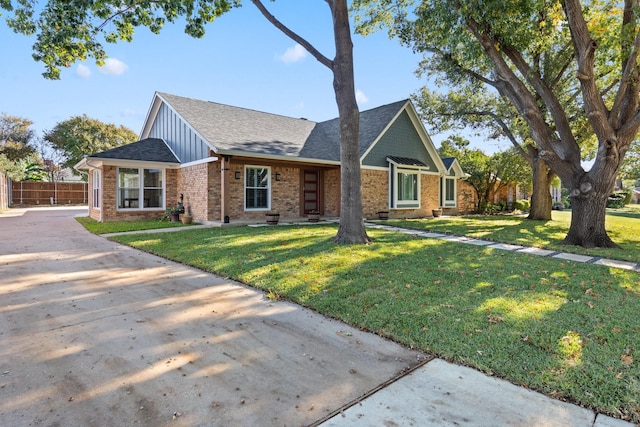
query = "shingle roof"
xmin=90 ymin=138 xmax=179 ymax=163
xmin=300 ymin=99 xmax=409 ymax=161
xmin=157 ymin=93 xmax=316 ymax=157
xmin=442 ymin=157 xmax=456 ymax=170
xmin=158 ymin=92 xmax=409 ymax=161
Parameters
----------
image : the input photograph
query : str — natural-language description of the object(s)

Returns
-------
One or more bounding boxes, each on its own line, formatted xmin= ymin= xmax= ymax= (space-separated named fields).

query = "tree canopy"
xmin=2 ymin=0 xmax=370 ymax=243
xmin=354 ymin=0 xmax=640 ymax=248
xmin=44 ymin=115 xmax=138 ymax=171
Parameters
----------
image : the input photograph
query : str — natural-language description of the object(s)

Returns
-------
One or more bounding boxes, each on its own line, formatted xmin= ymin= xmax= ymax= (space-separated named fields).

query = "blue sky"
xmin=1 ymin=1 xmax=505 ymax=152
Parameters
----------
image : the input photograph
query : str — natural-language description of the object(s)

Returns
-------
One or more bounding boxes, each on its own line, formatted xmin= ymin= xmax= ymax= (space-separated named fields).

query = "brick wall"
xmin=361 ymin=169 xmax=389 ymax=217
xmin=457 ymin=180 xmax=477 ymax=213
xmin=225 ymin=161 xmax=301 ymax=220
xmin=323 ymin=168 xmax=340 ymax=216
xmin=361 ymin=169 xmax=442 ymax=218
xmin=178 ymin=162 xmax=209 ymax=223
xmin=98 ymin=166 xmax=178 ymax=222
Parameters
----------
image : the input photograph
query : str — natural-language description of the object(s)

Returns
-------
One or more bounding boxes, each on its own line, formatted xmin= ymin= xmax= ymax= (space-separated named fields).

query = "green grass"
xmin=76 ymin=216 xmax=192 ymax=234
xmin=388 ymin=210 xmax=640 ymax=263
xmin=107 ymin=224 xmax=640 ymax=423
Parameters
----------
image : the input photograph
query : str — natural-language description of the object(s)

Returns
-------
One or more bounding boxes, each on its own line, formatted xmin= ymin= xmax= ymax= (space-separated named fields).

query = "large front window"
xmin=245 ymin=166 xmax=270 ymax=210
xmin=394 ymin=168 xmax=420 ymax=208
xmin=117 ymin=167 xmax=164 ymax=209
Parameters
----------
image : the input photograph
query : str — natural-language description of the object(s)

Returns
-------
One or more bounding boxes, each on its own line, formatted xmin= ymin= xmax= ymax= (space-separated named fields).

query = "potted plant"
xmin=432 ymin=208 xmax=443 ymax=217
xmin=307 ymin=210 xmax=321 ymax=222
xmin=377 ymin=210 xmax=389 ymax=220
xmin=265 ymin=210 xmax=280 ymax=225
xmin=181 ymin=206 xmax=193 ymax=224
xmin=166 ymin=207 xmax=181 ymax=222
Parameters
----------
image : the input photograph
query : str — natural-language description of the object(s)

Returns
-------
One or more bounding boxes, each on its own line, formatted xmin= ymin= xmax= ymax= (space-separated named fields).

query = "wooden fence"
xmin=11 ymin=181 xmax=88 ymax=206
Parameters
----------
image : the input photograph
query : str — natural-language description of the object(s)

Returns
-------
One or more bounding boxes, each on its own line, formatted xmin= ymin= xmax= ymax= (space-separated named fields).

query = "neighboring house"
xmin=75 ymin=92 xmax=469 ymax=223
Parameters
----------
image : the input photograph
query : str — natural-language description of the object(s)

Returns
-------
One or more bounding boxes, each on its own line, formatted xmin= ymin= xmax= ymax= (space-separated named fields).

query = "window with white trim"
xmin=393 ymin=167 xmax=420 ymax=208
xmin=245 ymin=166 xmax=270 ymax=210
xmin=92 ymin=169 xmax=101 ymax=209
xmin=444 ymin=177 xmax=456 ymax=207
xmin=117 ymin=167 xmax=164 ymax=209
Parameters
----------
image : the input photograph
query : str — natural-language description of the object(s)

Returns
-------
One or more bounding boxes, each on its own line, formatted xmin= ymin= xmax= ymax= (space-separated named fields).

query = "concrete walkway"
xmin=1 ymin=207 xmax=636 ymax=426
xmin=366 ymin=221 xmax=640 ymax=273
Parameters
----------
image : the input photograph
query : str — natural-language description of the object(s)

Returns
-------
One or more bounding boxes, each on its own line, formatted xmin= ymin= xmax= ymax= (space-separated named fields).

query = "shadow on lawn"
xmin=112 ymin=224 xmax=640 ymax=423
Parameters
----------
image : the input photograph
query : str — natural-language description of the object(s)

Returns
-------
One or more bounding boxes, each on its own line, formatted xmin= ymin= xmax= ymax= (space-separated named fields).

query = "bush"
xmin=512 ymin=199 xmax=530 ymax=212
xmin=607 ymin=193 xmax=626 ymax=209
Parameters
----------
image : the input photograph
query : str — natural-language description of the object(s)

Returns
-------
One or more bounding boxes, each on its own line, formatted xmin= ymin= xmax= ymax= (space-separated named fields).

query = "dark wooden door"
xmin=303 ymin=170 xmax=319 ymax=214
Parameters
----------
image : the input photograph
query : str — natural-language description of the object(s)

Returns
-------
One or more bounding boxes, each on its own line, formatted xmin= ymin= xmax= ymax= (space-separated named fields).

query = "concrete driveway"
xmin=0 ymin=207 xmax=426 ymax=427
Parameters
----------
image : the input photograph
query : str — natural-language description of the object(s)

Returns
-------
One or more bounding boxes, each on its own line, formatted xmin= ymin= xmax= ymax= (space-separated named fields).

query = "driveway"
xmin=0 ymin=207 xmax=426 ymax=426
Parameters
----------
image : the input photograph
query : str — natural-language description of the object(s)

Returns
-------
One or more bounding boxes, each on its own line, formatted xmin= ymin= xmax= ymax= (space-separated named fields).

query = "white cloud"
xmin=99 ymin=58 xmax=128 ymax=75
xmin=76 ymin=64 xmax=91 ymax=78
xmin=277 ymin=44 xmax=307 ymax=64
xmin=356 ymin=89 xmax=369 ymax=104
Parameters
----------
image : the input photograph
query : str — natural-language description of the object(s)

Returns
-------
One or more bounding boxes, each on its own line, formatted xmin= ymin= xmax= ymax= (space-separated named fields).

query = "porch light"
xmin=235 ymin=171 xmax=241 ymax=179
xmin=275 ymin=172 xmax=281 ymax=181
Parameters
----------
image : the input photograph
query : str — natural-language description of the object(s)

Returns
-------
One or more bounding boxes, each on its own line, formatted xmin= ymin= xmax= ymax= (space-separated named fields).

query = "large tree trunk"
xmin=528 ymin=157 xmax=553 ymax=220
xmin=330 ymin=0 xmax=370 ymax=244
xmin=563 ymin=191 xmax=619 ymax=248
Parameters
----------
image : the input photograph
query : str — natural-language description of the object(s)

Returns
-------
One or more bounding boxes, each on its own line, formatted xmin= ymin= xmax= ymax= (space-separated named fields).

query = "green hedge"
xmin=607 ymin=192 xmax=627 ymax=209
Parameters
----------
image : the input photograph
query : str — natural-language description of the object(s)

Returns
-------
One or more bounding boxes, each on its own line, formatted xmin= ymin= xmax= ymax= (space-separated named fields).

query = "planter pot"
xmin=181 ymin=214 xmax=193 ymax=224
xmin=170 ymin=212 xmax=180 ymax=222
xmin=432 ymin=209 xmax=443 ymax=218
xmin=307 ymin=213 xmax=320 ymax=223
xmin=377 ymin=211 xmax=389 ymax=220
xmin=265 ymin=214 xmax=280 ymax=225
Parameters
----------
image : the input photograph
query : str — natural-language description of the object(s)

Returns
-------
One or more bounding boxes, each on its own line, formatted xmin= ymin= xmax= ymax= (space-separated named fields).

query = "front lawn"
xmin=76 ymin=216 xmax=192 ymax=234
xmin=388 ymin=210 xmax=640 ymax=263
xmin=108 ymin=224 xmax=640 ymax=423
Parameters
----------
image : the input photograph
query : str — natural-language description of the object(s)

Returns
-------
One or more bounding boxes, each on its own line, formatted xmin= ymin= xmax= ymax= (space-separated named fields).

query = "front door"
xmin=303 ymin=170 xmax=320 ymax=214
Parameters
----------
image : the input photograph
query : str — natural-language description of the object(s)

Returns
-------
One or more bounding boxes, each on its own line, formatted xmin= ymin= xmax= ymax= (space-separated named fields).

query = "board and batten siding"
xmin=361 ymin=110 xmax=438 ymax=171
xmin=148 ymin=103 xmax=210 ymax=164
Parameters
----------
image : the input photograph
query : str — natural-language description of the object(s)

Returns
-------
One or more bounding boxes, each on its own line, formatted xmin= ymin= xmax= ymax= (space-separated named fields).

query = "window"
xmin=245 ymin=166 xmax=270 ymax=210
xmin=117 ymin=167 xmax=164 ymax=209
xmin=398 ymin=172 xmax=418 ymax=201
xmin=444 ymin=177 xmax=456 ymax=207
xmin=92 ymin=170 xmax=101 ymax=209
xmin=394 ymin=169 xmax=420 ymax=208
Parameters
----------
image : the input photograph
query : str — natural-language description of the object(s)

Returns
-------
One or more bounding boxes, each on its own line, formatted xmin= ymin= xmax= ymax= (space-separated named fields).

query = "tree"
xmin=412 ymin=84 xmax=555 ymax=220
xmin=439 ymin=136 xmax=531 ymax=212
xmin=354 ymin=0 xmax=640 ymax=248
xmin=0 ymin=113 xmax=36 ymax=161
xmin=2 ymin=0 xmax=370 ymax=244
xmin=44 ymin=115 xmax=138 ymax=172
xmin=619 ymin=140 xmax=640 ymax=182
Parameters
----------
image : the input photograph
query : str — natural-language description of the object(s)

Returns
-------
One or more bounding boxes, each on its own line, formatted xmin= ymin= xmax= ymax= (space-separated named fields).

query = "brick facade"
xmin=88 ymin=159 xmax=474 ymax=223
xmin=457 ymin=180 xmax=477 ymax=213
xmin=361 ymin=169 xmax=443 ymax=219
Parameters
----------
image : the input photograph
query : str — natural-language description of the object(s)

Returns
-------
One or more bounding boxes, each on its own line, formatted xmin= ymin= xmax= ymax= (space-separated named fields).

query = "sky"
xmin=0 ymin=1 xmax=506 ymax=153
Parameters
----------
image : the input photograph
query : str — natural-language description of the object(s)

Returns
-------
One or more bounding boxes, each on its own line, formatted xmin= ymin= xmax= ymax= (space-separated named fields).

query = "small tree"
xmin=0 ymin=113 xmax=36 ymax=162
xmin=44 ymin=115 xmax=138 ymax=171
xmin=439 ymin=137 xmax=531 ymax=213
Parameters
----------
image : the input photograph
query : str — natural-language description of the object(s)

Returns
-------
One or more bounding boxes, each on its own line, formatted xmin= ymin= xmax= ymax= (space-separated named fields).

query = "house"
xmin=75 ymin=92 xmax=471 ymax=223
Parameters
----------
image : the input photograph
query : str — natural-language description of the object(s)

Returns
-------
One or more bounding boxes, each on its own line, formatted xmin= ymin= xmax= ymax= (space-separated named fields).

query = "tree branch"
xmin=251 ymin=0 xmax=333 ymax=69
xmin=563 ymin=0 xmax=612 ymax=140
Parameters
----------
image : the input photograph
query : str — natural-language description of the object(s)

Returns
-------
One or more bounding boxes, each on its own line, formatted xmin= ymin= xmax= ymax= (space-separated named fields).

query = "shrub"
xmin=512 ymin=199 xmax=530 ymax=212
xmin=607 ymin=193 xmax=626 ymax=209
